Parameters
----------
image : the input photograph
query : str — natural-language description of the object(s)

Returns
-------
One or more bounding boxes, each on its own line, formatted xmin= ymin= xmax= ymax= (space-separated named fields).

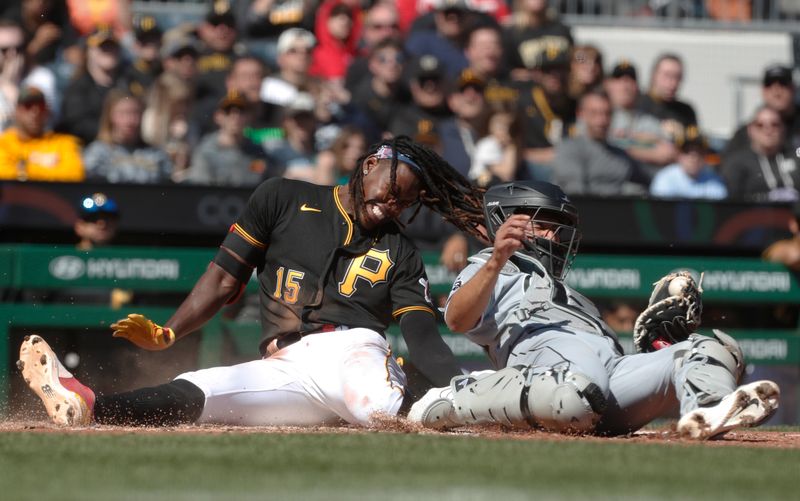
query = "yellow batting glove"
xmin=111 ymin=313 xmax=176 ymax=351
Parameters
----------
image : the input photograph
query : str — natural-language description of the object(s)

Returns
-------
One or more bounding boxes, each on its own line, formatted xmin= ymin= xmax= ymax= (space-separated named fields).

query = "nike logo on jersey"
xmin=300 ymin=204 xmax=322 ymax=213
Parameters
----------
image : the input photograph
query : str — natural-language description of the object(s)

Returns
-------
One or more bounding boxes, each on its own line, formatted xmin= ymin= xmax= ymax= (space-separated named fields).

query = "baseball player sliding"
xmin=409 ymin=180 xmax=780 ymax=439
xmin=18 ymin=137 xmax=486 ymax=427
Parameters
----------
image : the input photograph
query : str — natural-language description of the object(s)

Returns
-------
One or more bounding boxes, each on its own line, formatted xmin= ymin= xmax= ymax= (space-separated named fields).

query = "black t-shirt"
xmin=502 ymin=21 xmax=573 ymax=71
xmin=231 ymin=178 xmax=434 ymax=351
xmin=637 ymin=93 xmax=698 ymax=143
xmin=518 ymin=84 xmax=576 ymax=149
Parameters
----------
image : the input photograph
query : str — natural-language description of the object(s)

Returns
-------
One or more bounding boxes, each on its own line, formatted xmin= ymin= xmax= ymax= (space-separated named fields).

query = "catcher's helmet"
xmin=483 ymin=181 xmax=581 ymax=279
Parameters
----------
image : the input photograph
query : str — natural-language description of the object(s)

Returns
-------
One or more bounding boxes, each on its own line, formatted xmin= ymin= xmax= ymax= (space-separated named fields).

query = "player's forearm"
xmin=445 ymin=259 xmax=502 ymax=332
xmin=166 ymin=262 xmax=242 ymax=339
xmin=399 ymin=311 xmax=461 ymax=386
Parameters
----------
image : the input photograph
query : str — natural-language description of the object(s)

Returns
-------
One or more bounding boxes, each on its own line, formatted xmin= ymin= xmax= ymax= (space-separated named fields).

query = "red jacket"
xmin=309 ymin=0 xmax=363 ymax=80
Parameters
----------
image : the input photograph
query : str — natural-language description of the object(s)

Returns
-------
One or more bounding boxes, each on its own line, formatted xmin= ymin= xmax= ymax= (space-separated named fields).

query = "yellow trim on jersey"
xmin=532 ymin=86 xmax=556 ymax=137
xmin=392 ymin=305 xmax=435 ymax=319
xmin=233 ymin=223 xmax=266 ymax=249
xmin=333 ymin=185 xmax=353 ymax=245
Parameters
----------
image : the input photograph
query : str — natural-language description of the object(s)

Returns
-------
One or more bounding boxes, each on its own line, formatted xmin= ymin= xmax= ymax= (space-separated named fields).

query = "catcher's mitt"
xmin=633 ymin=271 xmax=703 ymax=353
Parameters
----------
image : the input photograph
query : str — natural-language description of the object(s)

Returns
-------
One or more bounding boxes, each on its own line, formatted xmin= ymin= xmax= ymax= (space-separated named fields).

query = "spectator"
xmin=463 ymin=22 xmax=505 ymax=84
xmin=263 ymin=91 xmax=318 ymax=181
xmin=315 ymin=125 xmax=366 ymax=185
xmin=568 ymin=44 xmax=603 ymax=100
xmin=232 ymin=0 xmax=314 ymax=45
xmin=57 ymin=26 xmax=123 ymax=145
xmin=185 ymin=90 xmax=266 ymax=187
xmin=83 ymin=89 xmax=173 ymax=183
xmin=502 ymin=0 xmax=572 ymax=82
xmin=221 ymin=55 xmax=272 ymax=142
xmin=142 ymin=71 xmax=197 ymax=177
xmin=119 ymin=15 xmax=162 ymax=99
xmin=159 ymin=35 xmax=199 ymax=82
xmin=724 ymin=64 xmax=800 ymax=160
xmin=0 ymin=18 xmax=60 ymax=130
xmin=0 ymin=85 xmax=83 ymax=181
xmin=74 ymin=192 xmax=120 ymax=251
xmin=8 ymin=0 xmax=79 ymax=67
xmin=469 ymin=105 xmax=526 ymax=187
xmin=309 ymin=0 xmax=361 ymax=83
xmin=638 ymin=53 xmax=698 ymax=145
xmin=344 ymin=2 xmax=400 ymax=94
xmin=605 ymin=60 xmax=676 ymax=177
xmin=350 ymin=38 xmax=410 ymax=133
xmin=650 ymin=126 xmax=728 ymax=200
xmin=438 ymin=69 xmax=488 ymax=178
xmin=721 ymin=105 xmax=799 ymax=202
xmin=517 ymin=44 xmax=575 ymax=176
xmin=405 ymin=0 xmax=470 ymax=80
xmin=553 ymin=89 xmax=647 ymax=195
xmin=388 ymin=54 xmax=451 ymax=139
xmin=259 ymin=28 xmax=317 ymax=110
xmin=762 ymin=200 xmax=800 ymax=272
xmin=194 ymin=1 xmax=239 ymax=119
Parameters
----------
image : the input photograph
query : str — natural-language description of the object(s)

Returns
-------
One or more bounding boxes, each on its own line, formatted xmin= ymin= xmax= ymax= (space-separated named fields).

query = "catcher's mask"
xmin=483 ymin=181 xmax=581 ymax=280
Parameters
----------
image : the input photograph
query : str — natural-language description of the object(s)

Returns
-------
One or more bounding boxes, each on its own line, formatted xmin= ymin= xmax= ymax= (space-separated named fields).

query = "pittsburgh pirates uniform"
xmin=447 ymin=250 xmax=740 ymax=435
xmin=177 ymin=178 xmax=435 ymax=425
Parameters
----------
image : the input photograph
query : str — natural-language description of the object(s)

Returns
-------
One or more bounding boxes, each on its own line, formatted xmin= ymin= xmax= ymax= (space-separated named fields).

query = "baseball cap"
xmin=79 ymin=193 xmax=120 ymax=221
xmin=283 ymin=92 xmax=316 ymax=117
xmin=206 ymin=0 xmax=236 ymax=27
xmin=160 ymin=36 xmax=200 ymax=59
xmin=276 ymin=28 xmax=316 ymax=55
xmin=611 ymin=60 xmax=637 ymax=80
xmin=134 ymin=15 xmax=162 ymax=44
xmin=762 ymin=64 xmax=793 ymax=87
xmin=86 ymin=25 xmax=119 ymax=48
xmin=17 ymin=86 xmax=47 ymax=107
xmin=218 ymin=90 xmax=248 ymax=111
xmin=433 ymin=0 xmax=471 ymax=11
xmin=533 ymin=44 xmax=570 ymax=70
xmin=677 ymin=125 xmax=708 ymax=152
xmin=453 ymin=69 xmax=486 ymax=92
xmin=411 ymin=55 xmax=444 ymax=82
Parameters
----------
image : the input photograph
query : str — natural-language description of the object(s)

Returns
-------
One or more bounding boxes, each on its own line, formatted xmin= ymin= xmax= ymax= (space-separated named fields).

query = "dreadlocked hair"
xmin=348 ymin=135 xmax=485 ymax=240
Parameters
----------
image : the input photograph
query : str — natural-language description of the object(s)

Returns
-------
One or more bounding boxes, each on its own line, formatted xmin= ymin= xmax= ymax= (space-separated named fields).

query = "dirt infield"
xmin=2 ymin=419 xmax=798 ymax=449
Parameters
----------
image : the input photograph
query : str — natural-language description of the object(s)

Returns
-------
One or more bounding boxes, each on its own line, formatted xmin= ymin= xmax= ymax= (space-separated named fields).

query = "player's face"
xmin=360 ymin=158 xmax=422 ymax=230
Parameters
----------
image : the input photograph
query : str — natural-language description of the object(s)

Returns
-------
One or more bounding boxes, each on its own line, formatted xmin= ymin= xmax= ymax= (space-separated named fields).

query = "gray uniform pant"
xmin=507 ymin=330 xmax=738 ymax=436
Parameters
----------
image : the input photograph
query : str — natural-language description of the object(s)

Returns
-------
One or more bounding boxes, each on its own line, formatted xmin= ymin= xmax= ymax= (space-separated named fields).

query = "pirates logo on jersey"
xmin=338 ymin=248 xmax=394 ymax=297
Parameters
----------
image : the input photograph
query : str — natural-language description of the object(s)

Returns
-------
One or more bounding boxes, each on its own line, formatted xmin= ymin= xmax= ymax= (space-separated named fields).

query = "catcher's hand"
xmin=111 ymin=314 xmax=176 ymax=351
xmin=633 ymin=271 xmax=703 ymax=353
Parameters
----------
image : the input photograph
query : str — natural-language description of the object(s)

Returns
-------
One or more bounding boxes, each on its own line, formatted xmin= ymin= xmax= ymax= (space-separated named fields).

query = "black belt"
xmin=275 ymin=324 xmax=340 ymax=350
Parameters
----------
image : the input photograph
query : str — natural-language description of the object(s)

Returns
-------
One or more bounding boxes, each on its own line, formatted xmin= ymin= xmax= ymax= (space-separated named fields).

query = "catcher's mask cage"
xmin=483 ymin=181 xmax=581 ymax=280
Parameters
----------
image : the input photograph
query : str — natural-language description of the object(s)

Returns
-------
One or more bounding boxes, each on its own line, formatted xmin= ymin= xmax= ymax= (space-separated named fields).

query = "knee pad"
xmin=524 ymin=367 xmax=607 ymax=433
xmin=450 ymin=366 xmax=606 ymax=433
xmin=682 ymin=333 xmax=741 ymax=379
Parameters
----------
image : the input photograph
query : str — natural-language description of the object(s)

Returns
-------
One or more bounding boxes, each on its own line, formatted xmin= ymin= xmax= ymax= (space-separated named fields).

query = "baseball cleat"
xmin=677 ymin=380 xmax=780 ymax=440
xmin=19 ymin=335 xmax=94 ymax=426
xmin=407 ymin=386 xmax=460 ymax=429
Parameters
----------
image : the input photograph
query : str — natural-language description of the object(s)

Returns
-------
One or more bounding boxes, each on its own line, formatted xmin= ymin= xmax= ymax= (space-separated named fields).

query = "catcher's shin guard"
xmin=409 ymin=366 xmax=607 ymax=433
xmin=677 ymin=332 xmax=744 ymax=413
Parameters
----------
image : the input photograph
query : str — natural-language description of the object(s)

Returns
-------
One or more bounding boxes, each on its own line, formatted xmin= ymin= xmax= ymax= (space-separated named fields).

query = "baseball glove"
xmin=111 ymin=313 xmax=176 ymax=351
xmin=633 ymin=271 xmax=703 ymax=353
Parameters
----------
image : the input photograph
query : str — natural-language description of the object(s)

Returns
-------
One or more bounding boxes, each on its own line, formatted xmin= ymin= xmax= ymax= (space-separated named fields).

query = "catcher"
xmin=409 ymin=180 xmax=780 ymax=439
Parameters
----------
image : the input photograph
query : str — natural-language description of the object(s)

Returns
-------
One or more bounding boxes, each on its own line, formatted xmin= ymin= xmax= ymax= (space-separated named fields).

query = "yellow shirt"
xmin=0 ymin=128 xmax=85 ymax=182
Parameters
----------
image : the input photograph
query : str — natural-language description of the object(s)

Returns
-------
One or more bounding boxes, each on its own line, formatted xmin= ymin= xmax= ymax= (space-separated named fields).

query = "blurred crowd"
xmin=0 ymin=0 xmax=799 ymax=205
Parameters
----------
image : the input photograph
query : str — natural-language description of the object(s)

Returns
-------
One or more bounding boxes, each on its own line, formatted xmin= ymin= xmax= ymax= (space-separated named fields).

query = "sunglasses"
xmin=286 ymin=47 xmax=310 ymax=55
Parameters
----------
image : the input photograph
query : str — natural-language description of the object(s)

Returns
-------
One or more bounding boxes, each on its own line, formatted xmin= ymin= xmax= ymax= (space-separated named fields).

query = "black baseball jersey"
xmin=637 ymin=93 xmax=698 ymax=144
xmin=229 ymin=178 xmax=434 ymax=351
